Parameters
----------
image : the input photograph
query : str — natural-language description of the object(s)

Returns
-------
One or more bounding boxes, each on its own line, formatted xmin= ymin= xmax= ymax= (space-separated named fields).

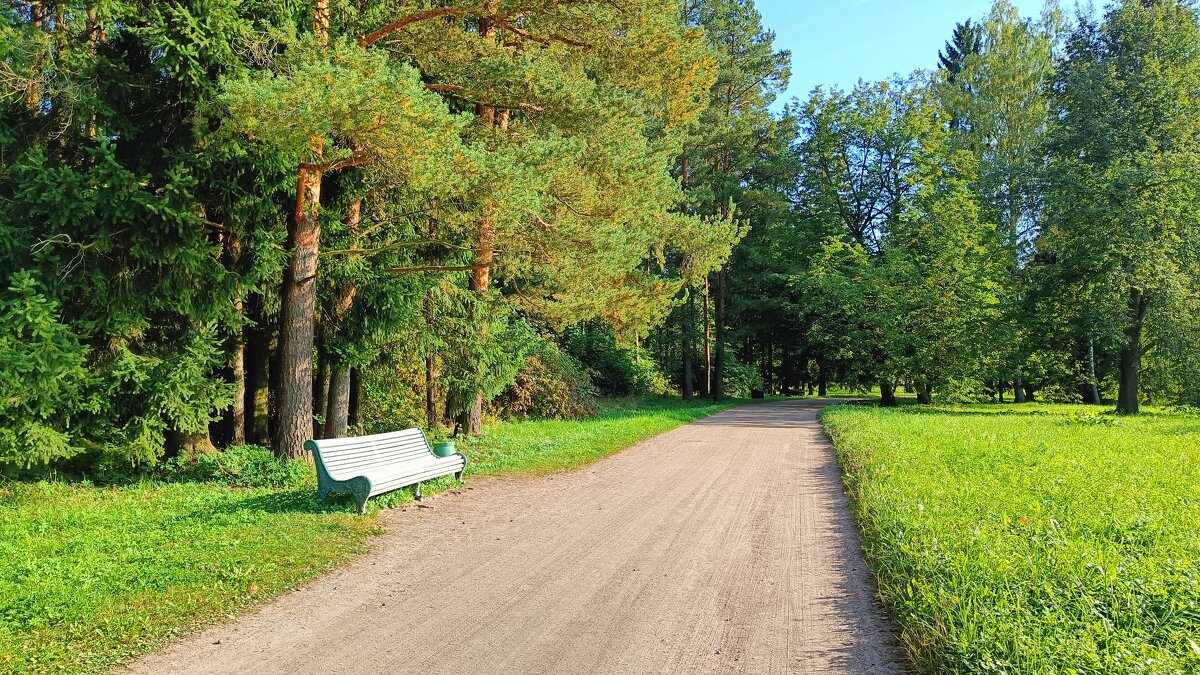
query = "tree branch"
xmin=425 ymin=83 xmax=546 ymax=113
xmin=361 ymin=7 xmax=486 ymax=47
xmin=300 ymin=152 xmax=373 ymax=172
xmin=390 ymin=263 xmax=491 ymax=274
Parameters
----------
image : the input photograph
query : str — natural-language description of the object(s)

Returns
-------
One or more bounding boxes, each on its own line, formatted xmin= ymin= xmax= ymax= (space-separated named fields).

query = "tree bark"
xmin=1117 ymin=289 xmax=1147 ymax=415
xmin=313 ymin=339 xmax=329 ymax=439
xmin=682 ymin=287 xmax=695 ymax=400
xmin=1013 ymin=373 xmax=1027 ymax=403
xmin=349 ymin=367 xmax=363 ymax=428
xmin=222 ymin=232 xmax=247 ymax=447
xmin=246 ymin=306 xmax=273 ymax=447
xmin=275 ymin=164 xmax=322 ymax=458
xmin=712 ymin=268 xmax=727 ymax=402
xmin=323 ymin=364 xmax=351 ymax=439
xmin=818 ymin=361 xmax=828 ymax=397
xmin=426 ymin=350 xmax=438 ymax=430
xmin=274 ymin=0 xmax=332 ymax=458
xmin=1088 ymin=335 xmax=1102 ymax=405
xmin=702 ymin=276 xmax=712 ymax=397
xmin=879 ymin=379 xmax=897 ymax=407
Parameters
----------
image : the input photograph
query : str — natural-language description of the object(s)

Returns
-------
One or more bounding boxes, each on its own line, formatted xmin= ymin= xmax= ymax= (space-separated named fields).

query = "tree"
xmin=939 ymin=19 xmax=983 ymax=83
xmin=673 ymin=0 xmax=790 ymax=402
xmin=940 ymin=0 xmax=1060 ymax=402
xmin=1043 ymin=0 xmax=1200 ymax=414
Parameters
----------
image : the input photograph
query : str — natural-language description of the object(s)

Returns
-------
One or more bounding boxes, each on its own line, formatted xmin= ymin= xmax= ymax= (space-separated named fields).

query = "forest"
xmin=3 ymin=0 xmax=1200 ymax=473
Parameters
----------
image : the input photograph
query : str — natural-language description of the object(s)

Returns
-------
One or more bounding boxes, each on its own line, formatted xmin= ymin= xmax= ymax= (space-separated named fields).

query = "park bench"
xmin=304 ymin=429 xmax=466 ymax=514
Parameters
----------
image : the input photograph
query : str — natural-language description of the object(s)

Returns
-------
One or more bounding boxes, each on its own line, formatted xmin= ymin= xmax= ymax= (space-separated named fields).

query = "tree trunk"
xmin=275 ymin=164 xmax=322 ymax=458
xmin=313 ymin=340 xmax=329 ymax=440
xmin=764 ymin=341 xmax=773 ymax=394
xmin=349 ymin=367 xmax=362 ymax=428
xmin=426 ymin=351 xmax=438 ymax=430
xmin=712 ymin=268 xmax=726 ymax=402
xmin=702 ymin=276 xmax=712 ymax=396
xmin=1013 ymin=373 xmax=1027 ymax=403
xmin=1117 ymin=290 xmax=1147 ymax=415
xmin=818 ymin=361 xmax=828 ymax=397
xmin=915 ymin=382 xmax=932 ymax=405
xmin=229 ymin=327 xmax=246 ymax=446
xmin=682 ymin=288 xmax=695 ymax=400
xmin=1088 ymin=335 xmax=1102 ymax=405
xmin=170 ymin=430 xmax=218 ymax=459
xmin=879 ymin=379 xmax=897 ymax=407
xmin=274 ymin=0 xmax=331 ymax=458
xmin=323 ymin=364 xmax=351 ymax=439
xmin=246 ymin=309 xmax=273 ymax=447
xmin=223 ymin=232 xmax=246 ymax=447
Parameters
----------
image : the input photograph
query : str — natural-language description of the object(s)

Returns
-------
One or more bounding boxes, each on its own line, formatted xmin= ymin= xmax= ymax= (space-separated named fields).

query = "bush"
xmin=157 ymin=445 xmax=309 ymax=488
xmin=561 ymin=323 xmax=673 ymax=396
xmin=494 ymin=342 xmax=599 ymax=420
xmin=722 ymin=354 xmax=763 ymax=398
xmin=629 ymin=357 xmax=672 ymax=396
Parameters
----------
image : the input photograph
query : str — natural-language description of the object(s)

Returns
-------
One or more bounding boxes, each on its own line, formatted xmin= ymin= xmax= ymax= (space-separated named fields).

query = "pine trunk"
xmin=246 ymin=313 xmax=273 ymax=447
xmin=682 ymin=288 xmax=695 ymax=400
xmin=323 ymin=364 xmax=351 ymax=439
xmin=712 ymin=268 xmax=726 ymax=402
xmin=349 ymin=367 xmax=362 ymax=428
xmin=275 ymin=164 xmax=322 ymax=458
xmin=426 ymin=351 xmax=438 ymax=431
xmin=229 ymin=329 xmax=246 ymax=446
xmin=1117 ymin=289 xmax=1147 ymax=415
xmin=313 ymin=341 xmax=329 ymax=440
xmin=223 ymin=232 xmax=247 ymax=447
xmin=702 ymin=277 xmax=712 ymax=397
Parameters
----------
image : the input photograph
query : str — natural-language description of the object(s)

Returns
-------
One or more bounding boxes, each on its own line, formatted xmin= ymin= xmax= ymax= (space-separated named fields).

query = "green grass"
xmin=822 ymin=403 xmax=1200 ymax=674
xmin=0 ymin=395 xmax=737 ymax=673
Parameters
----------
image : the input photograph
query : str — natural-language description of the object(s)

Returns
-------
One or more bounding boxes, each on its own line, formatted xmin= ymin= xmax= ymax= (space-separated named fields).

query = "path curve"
xmin=122 ymin=401 xmax=902 ymax=674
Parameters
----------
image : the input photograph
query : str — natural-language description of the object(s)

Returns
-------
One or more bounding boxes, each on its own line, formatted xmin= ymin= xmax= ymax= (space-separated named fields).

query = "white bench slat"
xmin=305 ymin=428 xmax=466 ymax=513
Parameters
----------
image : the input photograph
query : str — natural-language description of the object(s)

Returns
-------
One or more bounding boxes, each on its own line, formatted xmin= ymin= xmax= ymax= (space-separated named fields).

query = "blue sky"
xmin=756 ymin=0 xmax=1040 ymax=107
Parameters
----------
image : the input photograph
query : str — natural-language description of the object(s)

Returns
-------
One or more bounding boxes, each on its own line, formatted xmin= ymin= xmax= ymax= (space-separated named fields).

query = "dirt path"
xmin=121 ymin=401 xmax=901 ymax=674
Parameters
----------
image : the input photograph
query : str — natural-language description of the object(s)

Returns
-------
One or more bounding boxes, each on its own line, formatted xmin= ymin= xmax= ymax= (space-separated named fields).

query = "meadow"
xmin=0 ymin=396 xmax=736 ymax=674
xmin=822 ymin=403 xmax=1200 ymax=673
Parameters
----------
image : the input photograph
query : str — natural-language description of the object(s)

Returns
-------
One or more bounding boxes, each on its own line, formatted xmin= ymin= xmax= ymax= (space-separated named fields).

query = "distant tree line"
xmin=651 ymin=0 xmax=1200 ymax=416
xmin=3 ymin=0 xmax=1198 ymax=473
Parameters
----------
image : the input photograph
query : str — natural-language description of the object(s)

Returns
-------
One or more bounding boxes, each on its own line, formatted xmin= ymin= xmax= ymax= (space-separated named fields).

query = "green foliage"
xmin=0 ymin=273 xmax=94 ymax=468
xmin=825 ymin=403 xmax=1200 ymax=673
xmin=494 ymin=341 xmax=599 ymax=421
xmin=561 ymin=323 xmax=666 ymax=396
xmin=157 ymin=445 xmax=308 ymax=489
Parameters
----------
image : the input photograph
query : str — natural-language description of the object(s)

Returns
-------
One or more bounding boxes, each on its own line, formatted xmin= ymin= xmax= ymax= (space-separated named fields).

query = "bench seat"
xmin=304 ymin=428 xmax=466 ymax=513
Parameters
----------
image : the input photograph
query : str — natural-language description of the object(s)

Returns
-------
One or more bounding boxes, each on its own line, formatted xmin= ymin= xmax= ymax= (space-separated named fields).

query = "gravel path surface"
xmin=121 ymin=401 xmax=902 ymax=674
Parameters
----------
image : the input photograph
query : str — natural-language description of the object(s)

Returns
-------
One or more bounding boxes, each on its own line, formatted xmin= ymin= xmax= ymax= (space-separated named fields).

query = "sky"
xmin=756 ymin=0 xmax=1040 ymax=108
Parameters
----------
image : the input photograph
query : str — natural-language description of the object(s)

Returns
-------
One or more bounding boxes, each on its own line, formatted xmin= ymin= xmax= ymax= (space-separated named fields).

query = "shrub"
xmin=158 ymin=445 xmax=309 ymax=488
xmin=722 ymin=354 xmax=763 ymax=398
xmin=629 ymin=357 xmax=672 ymax=396
xmin=561 ymin=323 xmax=673 ymax=396
xmin=0 ymin=273 xmax=95 ymax=468
xmin=494 ymin=343 xmax=599 ymax=420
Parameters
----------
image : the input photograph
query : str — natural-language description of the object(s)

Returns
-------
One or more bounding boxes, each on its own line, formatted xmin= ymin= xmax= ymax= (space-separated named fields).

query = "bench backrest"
xmin=305 ymin=428 xmax=433 ymax=481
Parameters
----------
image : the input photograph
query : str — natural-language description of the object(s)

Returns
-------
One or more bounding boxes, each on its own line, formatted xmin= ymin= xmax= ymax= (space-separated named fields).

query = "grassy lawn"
xmin=822 ymin=403 xmax=1200 ymax=674
xmin=0 ymin=396 xmax=738 ymax=674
